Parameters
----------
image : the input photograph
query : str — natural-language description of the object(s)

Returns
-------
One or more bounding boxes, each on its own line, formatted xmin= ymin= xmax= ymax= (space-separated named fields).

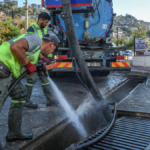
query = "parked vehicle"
xmin=123 ymin=50 xmax=133 ymax=56
xmin=112 ymin=43 xmax=116 ymax=47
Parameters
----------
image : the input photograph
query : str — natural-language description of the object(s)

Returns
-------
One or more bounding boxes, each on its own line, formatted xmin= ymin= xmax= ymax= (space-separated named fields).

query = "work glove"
xmin=42 ymin=57 xmax=51 ymax=65
xmin=24 ymin=61 xmax=37 ymax=74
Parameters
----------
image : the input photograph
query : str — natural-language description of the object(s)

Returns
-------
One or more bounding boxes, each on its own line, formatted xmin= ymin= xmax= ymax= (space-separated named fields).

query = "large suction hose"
xmin=62 ymin=0 xmax=104 ymax=101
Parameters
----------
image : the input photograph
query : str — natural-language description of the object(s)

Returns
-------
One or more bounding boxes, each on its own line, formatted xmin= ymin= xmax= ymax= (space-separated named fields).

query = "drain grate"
xmin=67 ymin=116 xmax=150 ymax=150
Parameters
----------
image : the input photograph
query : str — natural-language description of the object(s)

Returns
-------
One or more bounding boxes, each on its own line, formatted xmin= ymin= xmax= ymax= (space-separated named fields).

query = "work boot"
xmin=42 ymin=84 xmax=59 ymax=106
xmin=24 ymin=85 xmax=38 ymax=109
xmin=6 ymin=109 xmax=33 ymax=142
xmin=24 ymin=102 xmax=38 ymax=109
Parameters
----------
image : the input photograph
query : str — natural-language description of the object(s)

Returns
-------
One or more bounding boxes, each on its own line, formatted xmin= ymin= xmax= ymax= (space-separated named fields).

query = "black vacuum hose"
xmin=74 ymin=59 xmax=89 ymax=91
xmin=6 ymin=62 xmax=47 ymax=101
xmin=6 ymin=71 xmax=28 ymax=100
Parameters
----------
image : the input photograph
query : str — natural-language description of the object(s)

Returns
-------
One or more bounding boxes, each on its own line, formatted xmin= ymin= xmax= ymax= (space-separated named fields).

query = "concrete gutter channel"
xmin=1 ymin=75 xmax=146 ymax=150
xmin=23 ymin=76 xmax=145 ymax=150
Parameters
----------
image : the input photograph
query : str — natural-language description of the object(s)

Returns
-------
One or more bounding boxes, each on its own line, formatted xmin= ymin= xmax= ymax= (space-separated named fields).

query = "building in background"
xmin=29 ymin=3 xmax=43 ymax=10
xmin=4 ymin=0 xmax=18 ymax=6
xmin=38 ymin=4 xmax=42 ymax=9
xmin=11 ymin=0 xmax=17 ymax=6
xmin=0 ymin=1 xmax=3 ymax=4
xmin=3 ymin=0 xmax=8 ymax=5
xmin=111 ymin=31 xmax=123 ymax=38
xmin=29 ymin=3 xmax=38 ymax=9
xmin=146 ymin=26 xmax=150 ymax=31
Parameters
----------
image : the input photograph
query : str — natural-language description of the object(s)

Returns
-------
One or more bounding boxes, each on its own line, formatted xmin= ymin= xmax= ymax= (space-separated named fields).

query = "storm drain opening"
xmin=24 ymin=76 xmax=147 ymax=150
xmin=67 ymin=116 xmax=150 ymax=150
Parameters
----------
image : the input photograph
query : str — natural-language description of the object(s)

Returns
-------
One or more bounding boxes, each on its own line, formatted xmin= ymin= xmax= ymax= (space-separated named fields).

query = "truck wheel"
xmin=48 ymin=70 xmax=56 ymax=78
xmin=90 ymin=71 xmax=110 ymax=77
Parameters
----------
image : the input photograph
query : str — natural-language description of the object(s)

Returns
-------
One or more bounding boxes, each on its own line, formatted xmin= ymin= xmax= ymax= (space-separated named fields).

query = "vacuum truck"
xmin=42 ymin=0 xmax=130 ymax=77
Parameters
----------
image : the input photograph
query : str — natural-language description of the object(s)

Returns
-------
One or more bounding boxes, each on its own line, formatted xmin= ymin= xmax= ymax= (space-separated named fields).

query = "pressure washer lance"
xmin=38 ymin=59 xmax=56 ymax=77
xmin=36 ymin=62 xmax=49 ymax=77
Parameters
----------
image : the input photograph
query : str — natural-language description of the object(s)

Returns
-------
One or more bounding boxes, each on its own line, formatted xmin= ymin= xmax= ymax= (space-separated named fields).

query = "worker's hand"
xmin=37 ymin=62 xmax=48 ymax=77
xmin=42 ymin=57 xmax=51 ymax=65
xmin=24 ymin=61 xmax=37 ymax=74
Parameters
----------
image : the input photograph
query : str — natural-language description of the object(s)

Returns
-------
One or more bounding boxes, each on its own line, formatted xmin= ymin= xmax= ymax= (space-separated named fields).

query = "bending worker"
xmin=0 ymin=33 xmax=58 ymax=142
xmin=25 ymin=12 xmax=57 ymax=109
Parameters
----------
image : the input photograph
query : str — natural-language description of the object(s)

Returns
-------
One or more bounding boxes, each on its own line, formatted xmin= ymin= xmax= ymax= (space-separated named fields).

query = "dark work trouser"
xmin=25 ymin=71 xmax=56 ymax=105
xmin=0 ymin=76 xmax=28 ymax=138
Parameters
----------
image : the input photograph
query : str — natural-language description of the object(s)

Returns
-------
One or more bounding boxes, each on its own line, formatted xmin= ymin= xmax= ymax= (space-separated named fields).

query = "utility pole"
xmin=25 ymin=0 xmax=28 ymax=31
xmin=117 ymin=27 xmax=118 ymax=46
xmin=134 ymin=36 xmax=135 ymax=56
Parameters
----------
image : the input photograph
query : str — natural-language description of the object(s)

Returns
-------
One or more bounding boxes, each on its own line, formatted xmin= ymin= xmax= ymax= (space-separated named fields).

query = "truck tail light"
xmin=53 ymin=55 xmax=68 ymax=60
xmin=116 ymin=56 xmax=124 ymax=60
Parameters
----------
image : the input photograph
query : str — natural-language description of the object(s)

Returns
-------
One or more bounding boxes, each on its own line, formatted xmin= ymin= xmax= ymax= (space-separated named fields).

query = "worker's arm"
xmin=10 ymin=38 xmax=37 ymax=78
xmin=39 ymin=53 xmax=44 ymax=59
xmin=10 ymin=38 xmax=29 ymax=65
xmin=39 ymin=53 xmax=51 ymax=65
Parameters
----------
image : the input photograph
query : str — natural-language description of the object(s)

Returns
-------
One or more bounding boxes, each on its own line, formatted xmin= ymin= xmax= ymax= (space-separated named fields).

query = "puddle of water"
xmin=48 ymin=77 xmax=87 ymax=138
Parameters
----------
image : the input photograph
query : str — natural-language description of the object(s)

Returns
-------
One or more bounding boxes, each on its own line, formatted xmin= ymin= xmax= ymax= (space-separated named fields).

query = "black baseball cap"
xmin=43 ymin=34 xmax=59 ymax=51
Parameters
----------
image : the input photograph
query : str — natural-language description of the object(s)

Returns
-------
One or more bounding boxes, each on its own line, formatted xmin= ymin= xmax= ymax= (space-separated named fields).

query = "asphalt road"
xmin=0 ymin=72 xmax=127 ymax=150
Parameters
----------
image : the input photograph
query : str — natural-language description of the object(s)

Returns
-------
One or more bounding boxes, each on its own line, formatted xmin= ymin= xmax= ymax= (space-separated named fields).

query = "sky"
xmin=113 ymin=0 xmax=150 ymax=22
xmin=18 ymin=0 xmax=41 ymax=7
xmin=18 ymin=0 xmax=150 ymax=23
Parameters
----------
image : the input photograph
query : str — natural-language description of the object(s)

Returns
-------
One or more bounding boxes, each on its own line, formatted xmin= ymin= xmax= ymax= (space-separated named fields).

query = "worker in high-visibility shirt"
xmin=25 ymin=12 xmax=58 ymax=109
xmin=0 ymin=33 xmax=58 ymax=142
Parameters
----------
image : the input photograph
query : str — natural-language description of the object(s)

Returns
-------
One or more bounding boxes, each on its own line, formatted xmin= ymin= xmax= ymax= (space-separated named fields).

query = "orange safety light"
xmin=124 ymin=55 xmax=128 ymax=60
xmin=54 ymin=55 xmax=58 ymax=60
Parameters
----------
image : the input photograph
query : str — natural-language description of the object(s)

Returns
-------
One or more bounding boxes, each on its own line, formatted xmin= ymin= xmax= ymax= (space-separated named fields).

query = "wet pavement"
xmin=131 ymin=66 xmax=150 ymax=74
xmin=116 ymin=76 xmax=150 ymax=117
xmin=0 ymin=72 xmax=127 ymax=150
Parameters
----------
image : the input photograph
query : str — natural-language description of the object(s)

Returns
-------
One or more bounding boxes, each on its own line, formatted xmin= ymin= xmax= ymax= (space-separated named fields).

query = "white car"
xmin=123 ymin=50 xmax=133 ymax=56
xmin=112 ymin=43 xmax=116 ymax=47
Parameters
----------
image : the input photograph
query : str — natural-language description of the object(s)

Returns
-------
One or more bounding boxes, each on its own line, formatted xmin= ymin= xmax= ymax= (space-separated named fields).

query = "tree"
xmin=33 ymin=8 xmax=37 ymax=13
xmin=6 ymin=16 xmax=12 ymax=22
xmin=6 ymin=1 xmax=16 ymax=7
xmin=132 ymin=26 xmax=147 ymax=38
xmin=0 ymin=21 xmax=21 ymax=44
xmin=18 ymin=20 xmax=25 ymax=29
xmin=147 ymin=31 xmax=150 ymax=37
xmin=123 ymin=26 xmax=148 ymax=49
xmin=28 ymin=8 xmax=33 ymax=14
xmin=127 ymin=29 xmax=132 ymax=36
xmin=28 ymin=18 xmax=36 ymax=26
xmin=122 ymin=27 xmax=128 ymax=32
xmin=15 ymin=17 xmax=36 ymax=30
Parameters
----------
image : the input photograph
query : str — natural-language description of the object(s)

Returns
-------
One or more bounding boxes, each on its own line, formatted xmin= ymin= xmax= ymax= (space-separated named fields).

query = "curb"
xmin=131 ymin=69 xmax=150 ymax=74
